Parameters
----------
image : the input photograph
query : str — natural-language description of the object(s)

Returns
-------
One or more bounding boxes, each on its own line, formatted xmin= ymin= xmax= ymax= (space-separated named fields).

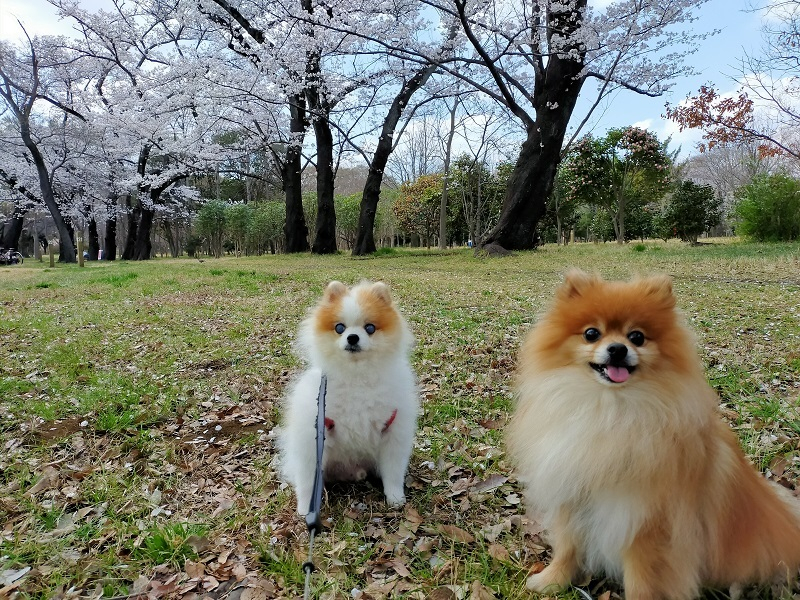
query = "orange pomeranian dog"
xmin=508 ymin=270 xmax=800 ymax=599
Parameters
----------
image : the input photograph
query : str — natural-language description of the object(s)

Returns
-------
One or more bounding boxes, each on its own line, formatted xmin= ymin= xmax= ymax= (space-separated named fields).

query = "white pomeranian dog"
xmin=278 ymin=280 xmax=418 ymax=515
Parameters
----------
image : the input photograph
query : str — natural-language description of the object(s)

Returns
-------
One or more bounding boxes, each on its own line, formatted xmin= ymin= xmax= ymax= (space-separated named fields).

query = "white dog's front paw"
xmin=295 ymin=490 xmax=312 ymax=516
xmin=384 ymin=488 xmax=406 ymax=508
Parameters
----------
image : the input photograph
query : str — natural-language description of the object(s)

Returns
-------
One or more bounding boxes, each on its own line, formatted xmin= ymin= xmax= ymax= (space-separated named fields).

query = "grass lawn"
xmin=1 ymin=239 xmax=799 ymax=599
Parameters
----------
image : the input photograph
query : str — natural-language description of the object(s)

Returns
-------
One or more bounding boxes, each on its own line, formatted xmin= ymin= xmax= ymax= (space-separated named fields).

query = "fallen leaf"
xmin=448 ymin=478 xmax=471 ymax=497
xmin=231 ymin=562 xmax=247 ymax=579
xmin=528 ymin=561 xmax=546 ymax=575
xmin=404 ymin=505 xmax=423 ymax=525
xmin=186 ymin=535 xmax=211 ymax=553
xmin=438 ymin=525 xmax=475 ymax=544
xmin=471 ymin=475 xmax=507 ymax=494
xmin=0 ymin=567 xmax=31 ymax=586
xmin=469 ymin=581 xmax=496 ymax=600
xmin=769 ymin=455 xmax=788 ymax=477
xmin=427 ymin=587 xmax=457 ymax=600
xmin=185 ymin=560 xmax=204 ymax=579
xmin=487 ymin=543 xmax=510 ymax=563
xmin=391 ymin=559 xmax=411 ymax=578
xmin=131 ymin=575 xmax=150 ymax=594
xmin=477 ymin=418 xmax=506 ymax=430
xmin=26 ymin=466 xmax=59 ymax=496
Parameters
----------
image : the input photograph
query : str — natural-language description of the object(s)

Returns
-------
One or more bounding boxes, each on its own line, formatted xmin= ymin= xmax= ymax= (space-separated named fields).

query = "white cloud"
xmin=588 ymin=0 xmax=617 ymax=8
xmin=0 ymin=0 xmax=108 ymax=41
xmin=655 ymin=117 xmax=705 ymax=157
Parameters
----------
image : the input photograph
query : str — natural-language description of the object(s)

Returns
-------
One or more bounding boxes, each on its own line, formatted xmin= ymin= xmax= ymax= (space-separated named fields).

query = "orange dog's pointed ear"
xmin=324 ymin=281 xmax=348 ymax=302
xmin=370 ymin=281 xmax=392 ymax=304
xmin=641 ymin=274 xmax=675 ymax=304
xmin=558 ymin=269 xmax=598 ymax=300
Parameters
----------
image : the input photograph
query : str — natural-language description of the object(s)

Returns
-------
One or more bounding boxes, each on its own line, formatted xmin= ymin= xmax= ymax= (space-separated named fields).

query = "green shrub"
xmin=733 ymin=174 xmax=800 ymax=241
xmin=660 ymin=180 xmax=721 ymax=244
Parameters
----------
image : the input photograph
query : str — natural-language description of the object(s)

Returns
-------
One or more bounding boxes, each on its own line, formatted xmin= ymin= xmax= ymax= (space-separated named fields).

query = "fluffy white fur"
xmin=278 ymin=281 xmax=418 ymax=515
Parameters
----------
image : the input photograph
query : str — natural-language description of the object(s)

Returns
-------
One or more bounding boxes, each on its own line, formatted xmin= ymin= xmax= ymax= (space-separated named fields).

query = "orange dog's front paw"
xmin=526 ymin=564 xmax=571 ymax=593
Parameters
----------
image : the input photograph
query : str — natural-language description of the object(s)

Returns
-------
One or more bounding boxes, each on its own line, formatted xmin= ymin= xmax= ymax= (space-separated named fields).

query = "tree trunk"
xmin=479 ymin=2 xmax=587 ymax=252
xmin=103 ymin=195 xmax=118 ymax=260
xmin=121 ymin=201 xmax=139 ymax=260
xmin=613 ymin=192 xmax=626 ymax=244
xmin=556 ymin=214 xmax=563 ymax=245
xmin=162 ymin=220 xmax=181 ymax=257
xmin=480 ymin=116 xmax=576 ymax=250
xmin=310 ymin=116 xmax=337 ymax=254
xmin=130 ymin=145 xmax=155 ymax=260
xmin=133 ymin=203 xmax=155 ymax=260
xmin=353 ymin=64 xmax=439 ymax=256
xmin=104 ymin=212 xmax=117 ymax=261
xmin=283 ymin=94 xmax=310 ymax=253
xmin=439 ymin=98 xmax=459 ymax=251
xmin=87 ymin=218 xmax=100 ymax=260
xmin=20 ymin=124 xmax=76 ymax=262
xmin=1 ymin=215 xmax=24 ymax=250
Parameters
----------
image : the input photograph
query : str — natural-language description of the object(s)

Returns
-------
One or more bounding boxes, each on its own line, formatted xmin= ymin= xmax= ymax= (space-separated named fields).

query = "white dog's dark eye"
xmin=584 ymin=328 xmax=601 ymax=342
xmin=335 ymin=323 xmax=345 ymax=334
xmin=365 ymin=323 xmax=376 ymax=335
xmin=628 ymin=330 xmax=645 ymax=346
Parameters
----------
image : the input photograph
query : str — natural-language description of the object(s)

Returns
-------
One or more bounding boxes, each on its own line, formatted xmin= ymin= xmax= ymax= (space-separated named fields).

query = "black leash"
xmin=303 ymin=373 xmax=327 ymax=600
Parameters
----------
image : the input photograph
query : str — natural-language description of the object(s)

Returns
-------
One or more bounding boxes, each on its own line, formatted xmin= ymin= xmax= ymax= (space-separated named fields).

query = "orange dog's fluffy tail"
xmin=709 ymin=420 xmax=800 ymax=586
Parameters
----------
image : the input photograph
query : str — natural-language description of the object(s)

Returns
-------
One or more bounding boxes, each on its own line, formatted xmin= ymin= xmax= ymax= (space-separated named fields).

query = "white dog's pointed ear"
xmin=371 ymin=281 xmax=392 ymax=304
xmin=324 ymin=281 xmax=348 ymax=302
xmin=558 ymin=269 xmax=598 ymax=300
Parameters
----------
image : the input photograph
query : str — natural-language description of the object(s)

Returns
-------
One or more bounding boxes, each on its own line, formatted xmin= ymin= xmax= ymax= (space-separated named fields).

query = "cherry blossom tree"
xmin=50 ymin=0 xmax=237 ymax=260
xmin=0 ymin=34 xmax=87 ymax=262
xmin=200 ymin=0 xmax=460 ymax=255
xmin=410 ymin=0 xmax=714 ymax=252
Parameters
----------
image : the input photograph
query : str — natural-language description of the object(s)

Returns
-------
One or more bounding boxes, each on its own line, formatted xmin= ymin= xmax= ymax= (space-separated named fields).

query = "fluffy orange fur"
xmin=508 ymin=270 xmax=800 ymax=599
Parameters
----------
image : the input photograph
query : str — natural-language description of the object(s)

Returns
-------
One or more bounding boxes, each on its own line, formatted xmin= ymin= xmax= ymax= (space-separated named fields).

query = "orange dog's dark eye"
xmin=628 ymin=331 xmax=645 ymax=346
xmin=584 ymin=328 xmax=601 ymax=342
xmin=335 ymin=323 xmax=345 ymax=334
xmin=365 ymin=323 xmax=376 ymax=335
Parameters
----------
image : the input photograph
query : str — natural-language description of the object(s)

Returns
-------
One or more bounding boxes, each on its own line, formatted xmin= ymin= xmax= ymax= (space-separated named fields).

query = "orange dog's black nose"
xmin=347 ymin=334 xmax=359 ymax=345
xmin=607 ymin=343 xmax=628 ymax=361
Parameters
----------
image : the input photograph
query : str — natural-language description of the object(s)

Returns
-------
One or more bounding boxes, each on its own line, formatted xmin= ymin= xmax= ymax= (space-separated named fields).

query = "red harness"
xmin=382 ymin=409 xmax=398 ymax=433
xmin=324 ymin=409 xmax=397 ymax=433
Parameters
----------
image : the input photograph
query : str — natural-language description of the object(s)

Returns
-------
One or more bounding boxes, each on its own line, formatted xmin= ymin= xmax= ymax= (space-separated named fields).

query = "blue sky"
xmin=0 ymin=0 xmax=764 ymax=157
xmin=579 ymin=0 xmax=764 ymax=155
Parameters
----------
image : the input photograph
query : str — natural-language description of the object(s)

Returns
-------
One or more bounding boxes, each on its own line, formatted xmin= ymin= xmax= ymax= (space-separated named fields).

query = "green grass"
xmin=132 ymin=523 xmax=210 ymax=568
xmin=0 ymin=239 xmax=799 ymax=598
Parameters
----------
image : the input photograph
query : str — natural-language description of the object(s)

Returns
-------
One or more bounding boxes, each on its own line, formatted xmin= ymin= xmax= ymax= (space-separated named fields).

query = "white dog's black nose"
xmin=607 ymin=343 xmax=628 ymax=362
xmin=347 ymin=334 xmax=360 ymax=345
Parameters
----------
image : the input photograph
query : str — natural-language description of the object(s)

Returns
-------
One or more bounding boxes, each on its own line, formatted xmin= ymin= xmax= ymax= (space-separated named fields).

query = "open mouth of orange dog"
xmin=590 ymin=363 xmax=636 ymax=383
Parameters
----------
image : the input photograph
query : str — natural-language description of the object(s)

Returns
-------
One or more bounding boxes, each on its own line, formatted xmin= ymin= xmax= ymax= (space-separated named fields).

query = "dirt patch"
xmin=177 ymin=419 xmax=269 ymax=445
xmin=33 ymin=416 xmax=88 ymax=441
xmin=195 ymin=358 xmax=231 ymax=371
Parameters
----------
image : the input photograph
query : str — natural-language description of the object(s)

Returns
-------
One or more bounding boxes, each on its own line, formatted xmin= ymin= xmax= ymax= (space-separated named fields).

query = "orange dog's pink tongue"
xmin=606 ymin=366 xmax=630 ymax=383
